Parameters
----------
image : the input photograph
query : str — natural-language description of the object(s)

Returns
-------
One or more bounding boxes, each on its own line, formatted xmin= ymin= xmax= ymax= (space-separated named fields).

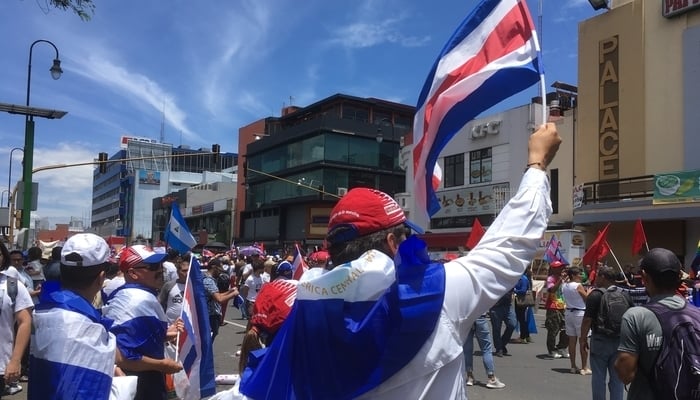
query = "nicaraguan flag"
xmin=292 ymin=243 xmax=307 ymax=280
xmin=240 ymin=236 xmax=445 ymax=399
xmin=174 ymin=256 xmax=216 ymax=400
xmin=30 ymin=290 xmax=116 ymax=400
xmin=165 ymin=202 xmax=197 ymax=254
xmin=413 ymin=0 xmax=541 ymax=220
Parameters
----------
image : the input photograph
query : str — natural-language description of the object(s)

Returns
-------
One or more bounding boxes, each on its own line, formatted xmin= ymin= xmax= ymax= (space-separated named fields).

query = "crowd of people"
xmin=0 ymin=123 xmax=697 ymax=400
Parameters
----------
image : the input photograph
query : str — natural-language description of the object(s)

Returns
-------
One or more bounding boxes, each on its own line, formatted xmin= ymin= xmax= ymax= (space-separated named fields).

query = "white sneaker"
xmin=5 ymin=383 xmax=23 ymax=395
xmin=549 ymin=351 xmax=563 ymax=359
xmin=559 ymin=350 xmax=570 ymax=358
xmin=465 ymin=374 xmax=474 ymax=386
xmin=486 ymin=376 xmax=505 ymax=389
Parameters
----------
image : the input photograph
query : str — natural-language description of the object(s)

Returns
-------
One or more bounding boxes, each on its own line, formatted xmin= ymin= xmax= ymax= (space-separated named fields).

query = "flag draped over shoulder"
xmin=292 ymin=243 xmax=308 ymax=280
xmin=465 ymin=218 xmax=486 ymax=250
xmin=413 ymin=0 xmax=541 ymax=219
xmin=631 ymin=219 xmax=647 ymax=255
xmin=174 ymin=257 xmax=216 ymax=400
xmin=239 ymin=236 xmax=445 ymax=400
xmin=165 ymin=202 xmax=197 ymax=254
xmin=581 ymin=223 xmax=611 ymax=267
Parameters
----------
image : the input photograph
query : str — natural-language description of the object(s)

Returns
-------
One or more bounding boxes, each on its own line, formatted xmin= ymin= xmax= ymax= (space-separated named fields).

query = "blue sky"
xmin=0 ymin=0 xmax=600 ymax=226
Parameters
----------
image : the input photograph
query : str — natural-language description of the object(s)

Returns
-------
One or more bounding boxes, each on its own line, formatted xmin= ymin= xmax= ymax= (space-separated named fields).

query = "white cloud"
xmin=329 ymin=17 xmax=430 ymax=49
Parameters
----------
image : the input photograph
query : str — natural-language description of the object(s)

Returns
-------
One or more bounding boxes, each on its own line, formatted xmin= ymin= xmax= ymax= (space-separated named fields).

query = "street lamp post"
xmin=22 ymin=39 xmax=63 ymax=229
xmin=8 ymin=147 xmax=23 ymax=207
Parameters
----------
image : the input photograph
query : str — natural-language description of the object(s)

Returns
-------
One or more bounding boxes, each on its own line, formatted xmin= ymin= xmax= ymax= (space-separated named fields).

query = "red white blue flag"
xmin=174 ymin=256 xmax=216 ymax=400
xmin=413 ymin=0 xmax=542 ymax=220
xmin=543 ymin=234 xmax=569 ymax=265
xmin=292 ymin=243 xmax=307 ymax=280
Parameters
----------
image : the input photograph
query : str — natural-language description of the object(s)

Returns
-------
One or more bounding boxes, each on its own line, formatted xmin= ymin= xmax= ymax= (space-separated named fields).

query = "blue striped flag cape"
xmin=413 ymin=0 xmax=542 ymax=220
xmin=239 ymin=236 xmax=445 ymax=399
xmin=30 ymin=290 xmax=116 ymax=400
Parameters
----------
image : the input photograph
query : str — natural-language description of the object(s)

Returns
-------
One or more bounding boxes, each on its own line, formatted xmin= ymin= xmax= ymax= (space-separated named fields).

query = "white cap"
xmin=1 ymin=266 xmax=20 ymax=280
xmin=61 ymin=233 xmax=110 ymax=267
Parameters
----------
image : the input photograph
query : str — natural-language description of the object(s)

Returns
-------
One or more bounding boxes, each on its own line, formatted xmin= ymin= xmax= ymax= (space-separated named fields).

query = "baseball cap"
xmin=639 ymin=248 xmax=681 ymax=275
xmin=251 ymin=280 xmax=297 ymax=334
xmin=550 ymin=260 xmax=567 ymax=268
xmin=118 ymin=245 xmax=168 ymax=272
xmin=61 ymin=233 xmax=110 ymax=267
xmin=309 ymin=250 xmax=329 ymax=263
xmin=326 ymin=187 xmax=423 ymax=244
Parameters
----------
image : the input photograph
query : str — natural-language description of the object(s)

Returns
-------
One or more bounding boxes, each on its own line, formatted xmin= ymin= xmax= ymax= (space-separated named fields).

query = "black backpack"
xmin=643 ymin=302 xmax=700 ymax=400
xmin=595 ymin=286 xmax=633 ymax=337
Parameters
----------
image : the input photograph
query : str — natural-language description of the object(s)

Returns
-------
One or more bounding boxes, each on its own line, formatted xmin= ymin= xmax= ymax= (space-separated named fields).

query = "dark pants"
xmin=0 ymin=374 xmax=5 ymax=399
xmin=515 ymin=305 xmax=530 ymax=339
xmin=489 ymin=303 xmax=517 ymax=352
xmin=210 ymin=314 xmax=221 ymax=342
xmin=545 ymin=309 xmax=567 ymax=352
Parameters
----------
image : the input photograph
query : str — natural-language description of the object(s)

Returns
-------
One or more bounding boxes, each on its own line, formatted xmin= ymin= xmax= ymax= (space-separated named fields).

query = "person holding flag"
xmin=239 ymin=122 xmax=561 ymax=399
xmin=162 ymin=202 xmax=216 ymax=400
xmin=103 ymin=245 xmax=184 ymax=400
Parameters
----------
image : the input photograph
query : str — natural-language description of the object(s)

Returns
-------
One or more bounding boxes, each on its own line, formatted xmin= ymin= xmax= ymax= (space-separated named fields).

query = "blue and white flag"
xmin=240 ymin=236 xmax=445 ymax=399
xmin=413 ymin=0 xmax=542 ymax=222
xmin=175 ymin=256 xmax=216 ymax=399
xmin=165 ymin=202 xmax=197 ymax=254
xmin=30 ymin=290 xmax=116 ymax=400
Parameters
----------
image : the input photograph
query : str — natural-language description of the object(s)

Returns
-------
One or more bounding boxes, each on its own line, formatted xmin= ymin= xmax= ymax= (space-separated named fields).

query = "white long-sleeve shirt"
xmin=357 ymin=168 xmax=552 ymax=400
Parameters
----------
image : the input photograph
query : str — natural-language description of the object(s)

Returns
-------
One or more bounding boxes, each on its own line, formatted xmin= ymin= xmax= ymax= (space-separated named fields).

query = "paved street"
xmin=9 ymin=309 xmax=618 ymax=400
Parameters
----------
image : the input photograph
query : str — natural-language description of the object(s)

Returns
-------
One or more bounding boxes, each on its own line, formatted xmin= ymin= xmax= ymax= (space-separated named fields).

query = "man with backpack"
xmin=0 ymin=266 xmax=33 ymax=397
xmin=581 ymin=265 xmax=633 ymax=400
xmin=615 ymin=248 xmax=700 ymax=400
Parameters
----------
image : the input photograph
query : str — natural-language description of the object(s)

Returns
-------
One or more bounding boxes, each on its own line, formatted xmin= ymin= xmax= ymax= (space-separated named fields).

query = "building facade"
xmin=574 ymin=0 xmax=700 ymax=266
xmin=237 ymin=94 xmax=413 ymax=249
xmin=91 ymin=136 xmax=236 ymax=243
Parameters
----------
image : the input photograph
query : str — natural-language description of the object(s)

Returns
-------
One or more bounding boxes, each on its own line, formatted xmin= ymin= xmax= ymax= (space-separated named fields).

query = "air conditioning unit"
xmin=337 ymin=187 xmax=348 ymax=197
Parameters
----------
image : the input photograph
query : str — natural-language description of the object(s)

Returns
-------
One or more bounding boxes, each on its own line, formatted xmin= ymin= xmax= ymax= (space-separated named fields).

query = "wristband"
xmin=524 ymin=162 xmax=545 ymax=172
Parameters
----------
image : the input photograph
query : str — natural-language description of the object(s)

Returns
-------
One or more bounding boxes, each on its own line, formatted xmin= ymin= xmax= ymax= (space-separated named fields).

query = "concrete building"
xmin=574 ymin=0 xmax=700 ymax=266
xmin=91 ymin=135 xmax=236 ymax=243
xmin=237 ymin=94 xmax=413 ymax=249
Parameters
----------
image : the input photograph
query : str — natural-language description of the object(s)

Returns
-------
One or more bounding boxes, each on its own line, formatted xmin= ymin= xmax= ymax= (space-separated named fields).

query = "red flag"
xmin=582 ymin=223 xmax=611 ymax=267
xmin=466 ymin=218 xmax=486 ymax=250
xmin=631 ymin=219 xmax=647 ymax=255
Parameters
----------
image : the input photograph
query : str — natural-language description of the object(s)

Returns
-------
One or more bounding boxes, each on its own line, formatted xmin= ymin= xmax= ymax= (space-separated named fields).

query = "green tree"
xmin=47 ymin=0 xmax=95 ymax=21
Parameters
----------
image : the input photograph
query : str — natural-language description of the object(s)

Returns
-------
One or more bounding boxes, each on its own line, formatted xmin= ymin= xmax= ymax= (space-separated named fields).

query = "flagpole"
xmin=605 ymin=242 xmax=631 ymax=286
xmin=537 ymin=0 xmax=547 ymax=124
xmin=174 ymin=254 xmax=194 ymax=361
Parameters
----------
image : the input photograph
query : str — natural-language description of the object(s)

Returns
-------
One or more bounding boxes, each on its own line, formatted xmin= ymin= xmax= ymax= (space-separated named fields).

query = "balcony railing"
xmin=580 ymin=175 xmax=654 ymax=205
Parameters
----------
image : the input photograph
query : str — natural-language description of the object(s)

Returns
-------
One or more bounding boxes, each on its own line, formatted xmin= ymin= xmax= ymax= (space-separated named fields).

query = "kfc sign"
xmin=663 ymin=0 xmax=700 ymax=18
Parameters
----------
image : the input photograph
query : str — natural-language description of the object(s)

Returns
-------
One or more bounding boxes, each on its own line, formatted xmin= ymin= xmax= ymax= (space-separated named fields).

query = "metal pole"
xmin=8 ymin=147 xmax=23 ymax=207
xmin=22 ymin=40 xmax=61 ymax=235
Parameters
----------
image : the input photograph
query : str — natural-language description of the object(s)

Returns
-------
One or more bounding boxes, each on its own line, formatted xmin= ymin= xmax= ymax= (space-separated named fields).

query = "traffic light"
xmin=14 ymin=210 xmax=22 ymax=229
xmin=98 ymin=152 xmax=108 ymax=173
xmin=212 ymin=144 xmax=220 ymax=167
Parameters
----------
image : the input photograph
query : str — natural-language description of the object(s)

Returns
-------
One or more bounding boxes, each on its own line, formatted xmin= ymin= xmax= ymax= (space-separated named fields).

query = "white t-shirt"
xmin=244 ymin=273 xmax=270 ymax=302
xmin=162 ymin=261 xmax=177 ymax=284
xmin=0 ymin=276 xmax=34 ymax=374
xmin=562 ymin=282 xmax=586 ymax=310
xmin=103 ymin=276 xmax=125 ymax=298
xmin=165 ymin=282 xmax=186 ymax=324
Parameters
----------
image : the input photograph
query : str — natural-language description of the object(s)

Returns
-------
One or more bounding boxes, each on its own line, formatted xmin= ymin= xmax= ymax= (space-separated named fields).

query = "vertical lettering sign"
xmin=599 ymin=36 xmax=620 ymax=180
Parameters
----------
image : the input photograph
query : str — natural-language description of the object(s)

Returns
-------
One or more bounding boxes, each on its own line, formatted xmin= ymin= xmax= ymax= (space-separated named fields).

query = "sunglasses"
xmin=132 ymin=263 xmax=162 ymax=272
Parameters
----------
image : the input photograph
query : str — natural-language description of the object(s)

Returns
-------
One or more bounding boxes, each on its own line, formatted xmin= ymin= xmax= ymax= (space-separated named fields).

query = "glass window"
xmin=469 ymin=147 xmax=492 ymax=184
xmin=347 ymin=137 xmax=378 ymax=167
xmin=444 ymin=153 xmax=465 ymax=188
xmin=325 ymin=133 xmax=349 ymax=163
xmin=342 ymin=104 xmax=369 ymax=122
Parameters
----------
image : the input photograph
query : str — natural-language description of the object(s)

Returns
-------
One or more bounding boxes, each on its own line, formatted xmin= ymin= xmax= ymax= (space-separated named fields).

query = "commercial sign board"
xmin=663 ymin=0 xmax=700 ymax=18
xmin=653 ymin=169 xmax=700 ymax=204
xmin=599 ymin=36 xmax=620 ymax=180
